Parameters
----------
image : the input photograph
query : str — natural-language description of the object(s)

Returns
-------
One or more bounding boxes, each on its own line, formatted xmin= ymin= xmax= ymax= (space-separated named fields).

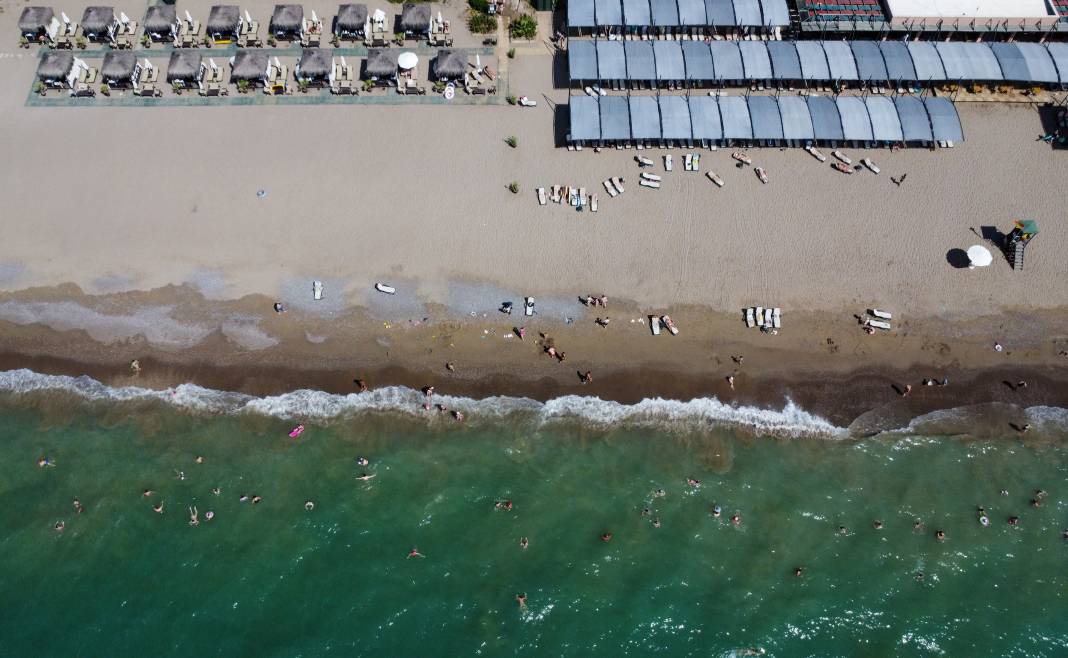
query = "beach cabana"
xmin=777 ymin=96 xmax=814 ymax=142
xmin=81 ymin=6 xmax=116 ymax=40
xmin=432 ymin=49 xmax=467 ymax=81
xmin=1046 ymin=43 xmax=1068 ymax=85
xmin=400 ymin=3 xmax=431 ymax=37
xmin=865 ymin=97 xmax=902 ymax=143
xmin=624 ymin=40 xmax=655 ymax=82
xmin=893 ymin=96 xmax=932 ymax=143
xmin=738 ymin=41 xmax=771 ymax=81
xmin=836 ymin=96 xmax=873 ymax=142
xmin=1013 ymin=43 xmax=1058 ymax=85
xmin=363 ymin=48 xmax=398 ymax=81
xmin=653 ymin=41 xmax=685 ymax=83
xmin=907 ymin=42 xmax=945 ymax=83
xmin=19 ymin=6 xmax=54 ymax=41
xmin=649 ymin=0 xmax=679 ymax=28
xmin=569 ymin=95 xmax=601 ymax=144
xmin=879 ymin=41 xmax=915 ymax=82
xmin=297 ymin=48 xmax=331 ymax=84
xmin=101 ymin=50 xmax=137 ymax=87
xmin=688 ymin=95 xmax=722 ymax=143
xmin=569 ymin=0 xmax=596 ymax=32
xmin=807 ymin=95 xmax=843 ymax=141
xmin=629 ymin=96 xmax=661 ymax=141
xmin=704 ymin=0 xmax=733 ymax=26
xmin=822 ymin=41 xmax=858 ymax=81
xmin=709 ymin=41 xmax=743 ymax=82
xmin=230 ymin=50 xmax=269 ymax=84
xmin=36 ymin=50 xmax=74 ymax=86
xmin=795 ymin=41 xmax=830 ymax=81
xmin=569 ymin=40 xmax=598 ymax=83
xmin=682 ymin=40 xmax=714 ymax=82
xmin=718 ymin=95 xmax=752 ymax=140
xmin=334 ymin=3 xmax=367 ymax=37
xmin=167 ymin=50 xmax=203 ymax=85
xmin=208 ymin=5 xmax=241 ymax=41
xmin=659 ymin=95 xmax=692 ymax=142
xmin=144 ymin=5 xmax=178 ymax=40
xmin=748 ymin=96 xmax=782 ymax=141
xmin=759 ymin=0 xmax=789 ymax=26
xmin=597 ymin=40 xmax=626 ymax=84
xmin=270 ymin=4 xmax=304 ymax=38
xmin=596 ymin=0 xmax=623 ymax=27
xmin=677 ymin=0 xmax=705 ymax=26
xmin=767 ymin=41 xmax=801 ymax=81
xmin=924 ymin=97 xmax=963 ymax=142
xmin=850 ymin=41 xmax=887 ymax=83
xmin=599 ymin=95 xmax=631 ymax=142
xmin=732 ymin=0 xmax=761 ymax=26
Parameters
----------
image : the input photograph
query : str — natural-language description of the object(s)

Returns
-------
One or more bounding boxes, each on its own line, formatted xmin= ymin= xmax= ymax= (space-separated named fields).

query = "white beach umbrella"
xmin=967 ymin=245 xmax=993 ymax=268
xmin=398 ymin=51 xmax=418 ymax=70
xmin=476 ymin=53 xmax=481 ymax=70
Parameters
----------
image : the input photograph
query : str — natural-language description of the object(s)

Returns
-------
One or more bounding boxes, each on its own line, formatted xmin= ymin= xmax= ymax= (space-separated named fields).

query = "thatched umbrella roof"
xmin=270 ymin=4 xmax=304 ymax=33
xmin=297 ymin=48 xmax=331 ymax=80
xmin=363 ymin=48 xmax=398 ymax=78
xmin=399 ymin=3 xmax=430 ymax=33
xmin=433 ymin=49 xmax=467 ymax=80
xmin=37 ymin=51 xmax=73 ymax=80
xmin=81 ymin=6 xmax=116 ymax=34
xmin=143 ymin=5 xmax=177 ymax=34
xmin=167 ymin=50 xmax=203 ymax=82
xmin=231 ymin=50 xmax=269 ymax=80
xmin=101 ymin=50 xmax=137 ymax=83
xmin=335 ymin=3 xmax=367 ymax=31
xmin=19 ymin=6 xmax=55 ymax=34
xmin=207 ymin=5 xmax=240 ymax=34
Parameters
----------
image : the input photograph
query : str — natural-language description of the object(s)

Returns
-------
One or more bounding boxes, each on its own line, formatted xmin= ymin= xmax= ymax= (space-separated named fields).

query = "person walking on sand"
xmin=727 ymin=375 xmax=735 ymax=390
xmin=354 ymin=378 xmax=368 ymax=392
xmin=901 ymin=384 xmax=912 ymax=397
xmin=581 ymin=371 xmax=593 ymax=385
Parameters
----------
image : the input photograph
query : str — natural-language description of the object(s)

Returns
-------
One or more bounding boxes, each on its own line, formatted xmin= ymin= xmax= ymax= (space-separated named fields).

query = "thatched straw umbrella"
xmin=207 ymin=5 xmax=240 ymax=40
xmin=37 ymin=51 xmax=73 ymax=83
xmin=363 ymin=48 xmax=398 ymax=80
xmin=101 ymin=50 xmax=137 ymax=86
xmin=432 ymin=49 xmax=467 ymax=81
xmin=297 ymin=48 xmax=331 ymax=83
xmin=270 ymin=4 xmax=304 ymax=37
xmin=335 ymin=3 xmax=367 ymax=36
xmin=143 ymin=5 xmax=177 ymax=39
xmin=81 ymin=6 xmax=116 ymax=39
xmin=399 ymin=3 xmax=430 ymax=36
xmin=167 ymin=50 xmax=204 ymax=83
xmin=230 ymin=50 xmax=269 ymax=82
xmin=19 ymin=6 xmax=55 ymax=39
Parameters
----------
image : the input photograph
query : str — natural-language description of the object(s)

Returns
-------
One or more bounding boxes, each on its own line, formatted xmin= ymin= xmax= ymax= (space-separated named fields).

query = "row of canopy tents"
xmin=568 ymin=0 xmax=789 ymax=30
xmin=569 ymin=38 xmax=1068 ymax=86
xmin=567 ymin=93 xmax=964 ymax=145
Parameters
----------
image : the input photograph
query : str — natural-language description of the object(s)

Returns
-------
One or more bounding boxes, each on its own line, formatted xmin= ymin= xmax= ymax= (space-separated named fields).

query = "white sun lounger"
xmin=578 ymin=187 xmax=586 ymax=206
xmin=313 ymin=280 xmax=323 ymax=300
xmin=684 ymin=153 xmax=693 ymax=171
xmin=706 ymin=171 xmax=724 ymax=187
xmin=640 ymin=172 xmax=661 ymax=182
xmin=773 ymin=307 xmax=781 ymax=329
xmin=861 ymin=158 xmax=880 ymax=174
xmin=590 ymin=194 xmax=598 ymax=212
xmin=603 ymin=180 xmax=618 ymax=197
xmin=868 ymin=319 xmax=891 ymax=331
xmin=664 ymin=154 xmax=673 ymax=171
xmin=832 ymin=150 xmax=852 ymax=165
xmin=755 ymin=306 xmax=764 ymax=327
xmin=524 ymin=297 xmax=534 ymax=316
xmin=611 ymin=177 xmax=625 ymax=193
xmin=650 ymin=315 xmax=661 ymax=335
xmin=375 ymin=282 xmax=396 ymax=294
xmin=639 ymin=179 xmax=661 ymax=189
xmin=764 ymin=307 xmax=774 ymax=326
xmin=635 ymin=155 xmax=654 ymax=167
xmin=870 ymin=309 xmax=892 ymax=320
xmin=691 ymin=154 xmax=699 ymax=171
xmin=660 ymin=315 xmax=679 ymax=335
xmin=551 ymin=185 xmax=561 ymax=203
xmin=745 ymin=307 xmax=755 ymax=327
xmin=805 ymin=145 xmax=827 ymax=162
xmin=537 ymin=187 xmax=546 ymax=205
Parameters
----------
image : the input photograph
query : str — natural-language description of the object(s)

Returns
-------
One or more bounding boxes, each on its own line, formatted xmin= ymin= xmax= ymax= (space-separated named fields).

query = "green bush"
xmin=236 ymin=79 xmax=251 ymax=93
xmin=468 ymin=12 xmax=497 ymax=33
xmin=468 ymin=0 xmax=489 ymax=12
xmin=507 ymin=47 xmax=515 ymax=59
xmin=508 ymin=181 xmax=520 ymax=194
xmin=505 ymin=135 xmax=518 ymax=148
xmin=509 ymin=14 xmax=537 ymax=39
xmin=506 ymin=94 xmax=517 ymax=105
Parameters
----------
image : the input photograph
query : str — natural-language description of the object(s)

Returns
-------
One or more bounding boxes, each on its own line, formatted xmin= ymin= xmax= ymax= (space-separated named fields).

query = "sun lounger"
xmin=861 ymin=158 xmax=880 ymax=174
xmin=832 ymin=162 xmax=854 ymax=175
xmin=684 ymin=154 xmax=692 ymax=171
xmin=375 ymin=282 xmax=396 ymax=294
xmin=517 ymin=96 xmax=537 ymax=107
xmin=590 ymin=194 xmax=598 ymax=212
xmin=804 ymin=145 xmax=827 ymax=162
xmin=773 ymin=307 xmax=781 ymax=329
xmin=764 ymin=308 xmax=774 ymax=327
xmin=868 ymin=319 xmax=891 ymax=331
xmin=650 ymin=315 xmax=661 ymax=335
xmin=706 ymin=171 xmax=724 ymax=187
xmin=745 ymin=307 xmax=755 ymax=328
xmin=640 ymin=172 xmax=661 ymax=182
xmin=313 ymin=280 xmax=323 ymax=300
xmin=578 ymin=187 xmax=586 ymax=206
xmin=832 ymin=150 xmax=852 ymax=165
xmin=603 ymin=180 xmax=618 ymax=197
xmin=664 ymin=154 xmax=673 ymax=171
xmin=551 ymin=185 xmax=561 ymax=203
xmin=635 ymin=155 xmax=654 ymax=167
xmin=731 ymin=151 xmax=752 ymax=165
xmin=869 ymin=309 xmax=892 ymax=320
xmin=639 ymin=179 xmax=661 ymax=189
xmin=660 ymin=315 xmax=678 ymax=335
xmin=691 ymin=154 xmax=699 ymax=171
xmin=524 ymin=297 xmax=535 ymax=316
xmin=610 ymin=177 xmax=625 ymax=194
xmin=584 ymin=86 xmax=596 ymax=97
xmin=755 ymin=306 xmax=764 ymax=327
xmin=755 ymin=167 xmax=768 ymax=184
xmin=537 ymin=187 xmax=546 ymax=205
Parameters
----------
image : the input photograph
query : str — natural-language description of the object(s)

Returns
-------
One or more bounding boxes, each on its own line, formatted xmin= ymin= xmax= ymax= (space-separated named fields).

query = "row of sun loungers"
xmin=744 ymin=306 xmax=781 ymax=330
xmin=865 ymin=308 xmax=892 ymax=331
xmin=649 ymin=315 xmax=679 ymax=336
xmin=541 ymin=185 xmax=598 ymax=212
xmin=602 ymin=177 xmax=624 ymax=197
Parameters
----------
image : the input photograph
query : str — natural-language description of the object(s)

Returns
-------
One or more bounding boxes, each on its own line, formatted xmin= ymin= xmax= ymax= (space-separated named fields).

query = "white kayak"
xmin=375 ymin=282 xmax=396 ymax=295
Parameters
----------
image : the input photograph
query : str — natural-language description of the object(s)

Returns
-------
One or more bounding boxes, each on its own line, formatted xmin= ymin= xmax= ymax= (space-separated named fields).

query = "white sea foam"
xmin=0 ymin=368 xmax=846 ymax=437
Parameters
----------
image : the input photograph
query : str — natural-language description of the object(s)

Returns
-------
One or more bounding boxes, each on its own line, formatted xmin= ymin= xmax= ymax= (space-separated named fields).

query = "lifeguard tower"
xmin=1007 ymin=219 xmax=1039 ymax=271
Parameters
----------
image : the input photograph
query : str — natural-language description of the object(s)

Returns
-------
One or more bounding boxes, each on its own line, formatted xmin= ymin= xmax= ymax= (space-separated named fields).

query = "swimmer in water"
xmin=686 ymin=478 xmax=700 ymax=488
xmin=204 ymin=511 xmax=214 ymax=521
xmin=1008 ymin=516 xmax=1020 ymax=526
xmin=407 ymin=547 xmax=425 ymax=559
xmin=935 ymin=530 xmax=945 ymax=541
xmin=73 ymin=499 xmax=85 ymax=514
xmin=516 ymin=593 xmax=527 ymax=611
xmin=175 ymin=470 xmax=185 ymax=481
xmin=913 ymin=520 xmax=924 ymax=532
xmin=356 ymin=473 xmax=377 ymax=481
xmin=453 ymin=411 xmax=464 ymax=422
xmin=1000 ymin=489 xmax=1009 ymax=496
xmin=195 ymin=456 xmax=204 ymax=464
xmin=305 ymin=501 xmax=315 ymax=511
xmin=915 ymin=571 xmax=925 ymax=581
xmin=356 ymin=457 xmax=369 ymax=467
xmin=54 ymin=521 xmax=65 ymax=532
xmin=838 ymin=526 xmax=848 ymax=535
xmin=519 ymin=537 xmax=529 ymax=549
xmin=712 ymin=505 xmax=722 ymax=518
xmin=641 ymin=508 xmax=650 ymax=517
xmin=1035 ymin=489 xmax=1047 ymax=499
xmin=652 ymin=517 xmax=661 ymax=528
xmin=794 ymin=567 xmax=803 ymax=578
xmin=731 ymin=514 xmax=742 ymax=525
xmin=239 ymin=495 xmax=249 ymax=502
xmin=154 ymin=501 xmax=164 ymax=514
xmin=653 ymin=489 xmax=666 ymax=498
xmin=600 ymin=533 xmax=613 ymax=542
xmin=188 ymin=506 xmax=199 ymax=526
xmin=251 ymin=495 xmax=262 ymax=504
xmin=979 ymin=515 xmax=990 ymax=527
xmin=38 ymin=457 xmax=55 ymax=468
xmin=873 ymin=520 xmax=884 ymax=530
xmin=212 ymin=487 xmax=221 ymax=496
xmin=1030 ymin=498 xmax=1042 ymax=508
xmin=143 ymin=489 xmax=154 ymax=497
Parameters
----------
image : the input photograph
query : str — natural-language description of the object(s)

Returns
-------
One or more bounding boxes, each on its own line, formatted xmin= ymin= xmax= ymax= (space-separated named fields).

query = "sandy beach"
xmin=1 ymin=4 xmax=1067 ymax=425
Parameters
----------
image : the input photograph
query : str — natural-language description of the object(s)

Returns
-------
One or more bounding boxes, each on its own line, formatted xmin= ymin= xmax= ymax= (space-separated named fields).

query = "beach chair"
xmin=684 ymin=154 xmax=692 ymax=171
xmin=551 ymin=185 xmax=561 ymax=203
xmin=706 ymin=171 xmax=724 ymax=187
xmin=869 ymin=309 xmax=892 ymax=320
xmin=639 ymin=179 xmax=660 ymax=189
xmin=578 ymin=187 xmax=586 ymax=206
xmin=640 ymin=172 xmax=661 ymax=182
xmin=610 ymin=177 xmax=625 ymax=194
xmin=650 ymin=315 xmax=661 ymax=335
xmin=755 ymin=167 xmax=768 ymax=184
xmin=868 ymin=319 xmax=891 ymax=331
xmin=524 ymin=297 xmax=535 ymax=316
xmin=313 ymin=280 xmax=324 ymax=300
xmin=635 ymin=155 xmax=654 ymax=167
xmin=755 ymin=306 xmax=764 ymax=327
xmin=731 ymin=151 xmax=752 ymax=165
xmin=692 ymin=154 xmax=699 ymax=171
xmin=590 ymin=194 xmax=598 ymax=212
xmin=804 ymin=145 xmax=827 ymax=162
xmin=764 ymin=308 xmax=774 ymax=327
xmin=773 ymin=308 xmax=781 ymax=329
xmin=861 ymin=158 xmax=880 ymax=174
xmin=537 ymin=187 xmax=546 ymax=205
xmin=664 ymin=154 xmax=673 ymax=171
xmin=832 ymin=150 xmax=852 ymax=165
xmin=603 ymin=180 xmax=618 ymax=197
xmin=661 ymin=315 xmax=678 ymax=335
xmin=745 ymin=308 xmax=755 ymax=328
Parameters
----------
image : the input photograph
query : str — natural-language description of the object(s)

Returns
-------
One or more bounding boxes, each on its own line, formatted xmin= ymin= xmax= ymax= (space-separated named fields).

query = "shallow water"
xmin=2 ymin=374 xmax=1067 ymax=657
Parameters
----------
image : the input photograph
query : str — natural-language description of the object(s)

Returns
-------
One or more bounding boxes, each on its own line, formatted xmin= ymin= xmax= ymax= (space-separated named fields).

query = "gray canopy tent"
xmin=101 ymin=50 xmax=137 ymax=87
xmin=270 ymin=4 xmax=304 ymax=37
xmin=709 ymin=41 xmax=743 ymax=81
xmin=653 ymin=41 xmax=685 ymax=81
xmin=335 ymin=4 xmax=368 ymax=36
xmin=907 ymin=42 xmax=946 ymax=82
xmin=689 ymin=95 xmax=722 ymax=141
xmin=596 ymin=0 xmax=623 ymax=26
xmin=569 ymin=0 xmax=595 ymax=30
xmin=167 ymin=50 xmax=204 ymax=83
xmin=144 ymin=5 xmax=177 ymax=39
xmin=622 ymin=0 xmax=651 ymax=28
xmin=625 ymin=40 xmax=656 ymax=81
xmin=1046 ymin=43 xmax=1068 ymax=84
xmin=19 ymin=6 xmax=55 ymax=39
xmin=682 ymin=40 xmax=714 ymax=82
xmin=704 ymin=0 xmax=733 ymax=25
xmin=936 ymin=42 xmax=1002 ymax=81
xmin=597 ymin=40 xmax=627 ymax=82
xmin=599 ymin=95 xmax=631 ymax=141
xmin=748 ymin=95 xmax=782 ymax=141
xmin=865 ymin=97 xmax=902 ymax=142
xmin=777 ymin=96 xmax=814 ymax=141
xmin=569 ymin=95 xmax=601 ymax=143
xmin=767 ymin=41 xmax=801 ymax=80
xmin=81 ymin=6 xmax=116 ymax=39
xmin=37 ymin=51 xmax=73 ymax=84
xmin=677 ymin=0 xmax=706 ymax=26
xmin=659 ymin=95 xmax=692 ymax=140
xmin=879 ymin=41 xmax=915 ymax=82
xmin=893 ymin=96 xmax=932 ymax=143
xmin=363 ymin=48 xmax=398 ymax=79
xmin=432 ymin=49 xmax=467 ymax=81
xmin=759 ymin=0 xmax=789 ymax=26
xmin=795 ymin=41 xmax=830 ymax=80
xmin=1015 ymin=43 xmax=1058 ymax=84
xmin=732 ymin=0 xmax=761 ymax=26
xmin=836 ymin=96 xmax=872 ymax=141
xmin=569 ymin=40 xmax=597 ymax=82
xmin=807 ymin=95 xmax=843 ymax=141
xmin=851 ymin=41 xmax=887 ymax=82
xmin=400 ymin=3 xmax=430 ymax=36
xmin=924 ymin=97 xmax=963 ymax=142
xmin=718 ymin=95 xmax=752 ymax=139
xmin=649 ymin=0 xmax=679 ymax=27
xmin=629 ymin=96 xmax=661 ymax=140
xmin=739 ymin=41 xmax=772 ymax=80
xmin=823 ymin=41 xmax=858 ymax=81
xmin=231 ymin=50 xmax=269 ymax=82
xmin=297 ymin=48 xmax=331 ymax=83
xmin=208 ymin=5 xmax=241 ymax=40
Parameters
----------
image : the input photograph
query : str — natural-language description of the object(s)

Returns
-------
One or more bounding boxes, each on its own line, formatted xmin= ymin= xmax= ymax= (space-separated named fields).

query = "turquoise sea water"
xmin=1 ymin=371 xmax=1067 ymax=657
